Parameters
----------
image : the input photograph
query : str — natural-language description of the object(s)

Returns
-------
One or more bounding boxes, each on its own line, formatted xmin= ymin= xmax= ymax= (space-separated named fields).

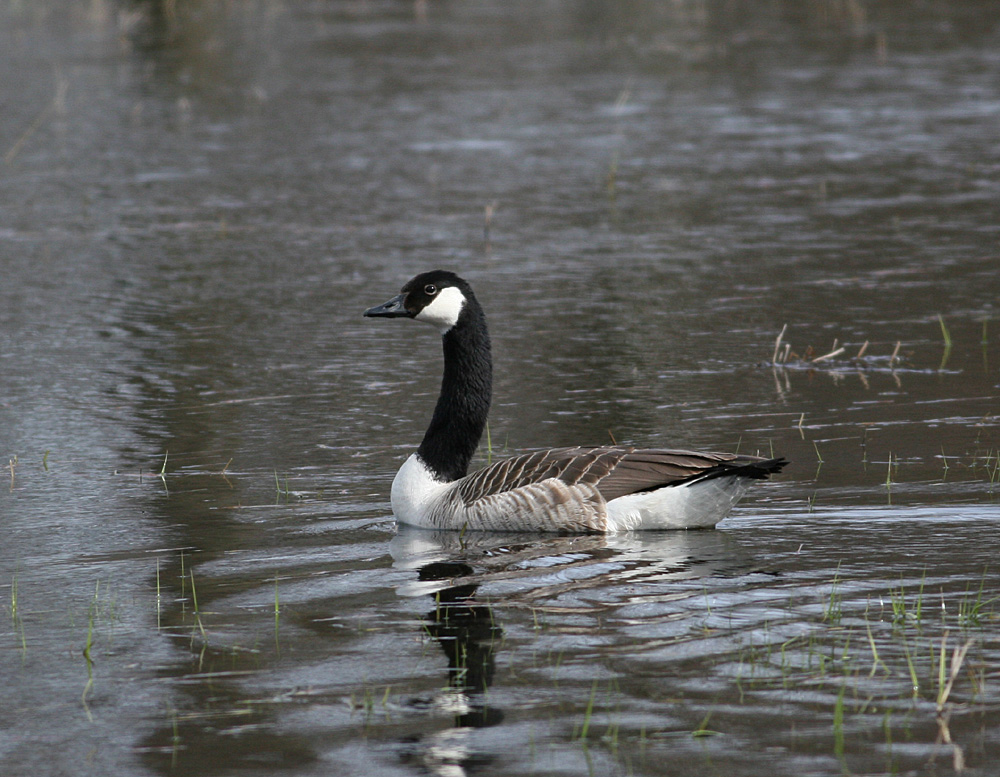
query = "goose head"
xmin=364 ymin=270 xmax=472 ymax=334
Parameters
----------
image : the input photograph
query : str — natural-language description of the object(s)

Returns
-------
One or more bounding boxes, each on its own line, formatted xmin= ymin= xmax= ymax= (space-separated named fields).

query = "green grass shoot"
xmin=866 ymin=623 xmax=888 ymax=677
xmin=833 ymin=683 xmax=846 ymax=759
xmin=823 ymin=567 xmax=842 ymax=624
xmin=170 ymin=709 xmax=181 ymax=768
xmin=10 ymin=571 xmax=18 ymax=621
xmin=692 ymin=710 xmax=721 ymax=737
xmin=958 ymin=572 xmax=997 ymax=627
xmin=274 ymin=470 xmax=291 ymax=501
xmin=938 ymin=315 xmax=952 ymax=369
xmin=579 ymin=680 xmax=598 ymax=740
xmin=900 ymin=636 xmax=919 ymax=697
xmin=889 ymin=584 xmax=907 ymax=625
xmin=189 ymin=570 xmax=206 ymax=639
xmin=935 ymin=632 xmax=948 ymax=708
xmin=10 ymin=571 xmax=26 ymax=654
xmin=82 ymin=581 xmax=99 ymax=714
xmin=938 ymin=314 xmax=952 ymax=349
xmin=935 ymin=633 xmax=972 ymax=712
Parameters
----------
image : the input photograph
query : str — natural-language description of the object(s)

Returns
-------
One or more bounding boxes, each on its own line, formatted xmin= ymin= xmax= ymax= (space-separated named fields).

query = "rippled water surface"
xmin=2 ymin=1 xmax=999 ymax=775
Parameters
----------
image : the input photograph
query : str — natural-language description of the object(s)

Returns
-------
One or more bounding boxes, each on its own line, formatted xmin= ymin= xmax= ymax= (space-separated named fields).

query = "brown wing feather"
xmin=454 ymin=447 xmax=610 ymax=505
xmin=591 ymin=449 xmax=738 ymax=501
xmin=454 ymin=446 xmax=776 ymax=506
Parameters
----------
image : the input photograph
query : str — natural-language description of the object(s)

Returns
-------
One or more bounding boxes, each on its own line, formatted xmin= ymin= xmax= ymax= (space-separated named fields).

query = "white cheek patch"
xmin=414 ymin=286 xmax=466 ymax=333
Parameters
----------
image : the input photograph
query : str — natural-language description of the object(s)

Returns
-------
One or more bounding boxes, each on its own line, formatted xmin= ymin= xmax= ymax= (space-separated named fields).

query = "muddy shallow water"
xmin=2 ymin=1 xmax=999 ymax=775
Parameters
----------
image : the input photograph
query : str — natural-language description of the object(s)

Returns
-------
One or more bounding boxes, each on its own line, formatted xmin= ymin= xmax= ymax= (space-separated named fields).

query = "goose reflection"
xmin=415 ymin=559 xmax=504 ymax=726
xmin=390 ymin=526 xmax=752 ymax=601
xmin=390 ymin=539 xmax=505 ymax=777
xmin=388 ymin=526 xmax=757 ymax=775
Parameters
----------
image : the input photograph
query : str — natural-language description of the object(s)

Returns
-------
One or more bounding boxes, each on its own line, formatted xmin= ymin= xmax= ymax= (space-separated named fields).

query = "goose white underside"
xmin=604 ymin=477 xmax=749 ymax=531
xmin=390 ymin=453 xmax=752 ymax=532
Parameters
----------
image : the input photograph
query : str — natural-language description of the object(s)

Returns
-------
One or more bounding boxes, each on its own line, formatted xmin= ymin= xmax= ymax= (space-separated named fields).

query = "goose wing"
xmin=454 ymin=446 xmax=776 ymax=506
xmin=590 ymin=449 xmax=786 ymax=500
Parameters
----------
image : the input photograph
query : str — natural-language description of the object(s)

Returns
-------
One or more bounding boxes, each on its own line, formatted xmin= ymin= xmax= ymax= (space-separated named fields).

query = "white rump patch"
xmin=415 ymin=286 xmax=466 ymax=333
xmin=605 ymin=476 xmax=751 ymax=531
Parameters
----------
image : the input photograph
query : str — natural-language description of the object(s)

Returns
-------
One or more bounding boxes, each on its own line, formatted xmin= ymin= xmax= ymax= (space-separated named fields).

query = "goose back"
xmin=454 ymin=446 xmax=756 ymax=503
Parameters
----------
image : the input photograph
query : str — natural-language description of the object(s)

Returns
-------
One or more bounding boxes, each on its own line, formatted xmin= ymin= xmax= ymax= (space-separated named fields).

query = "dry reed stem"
xmin=772 ymin=324 xmax=787 ymax=364
xmin=812 ymin=346 xmax=846 ymax=363
xmin=890 ymin=341 xmax=902 ymax=366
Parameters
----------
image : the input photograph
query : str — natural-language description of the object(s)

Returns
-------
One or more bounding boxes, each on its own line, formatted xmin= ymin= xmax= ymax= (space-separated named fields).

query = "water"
xmin=2 ymin=1 xmax=999 ymax=774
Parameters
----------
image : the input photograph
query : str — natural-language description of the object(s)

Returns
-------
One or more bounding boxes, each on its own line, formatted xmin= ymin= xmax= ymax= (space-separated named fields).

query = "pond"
xmin=1 ymin=1 xmax=998 ymax=775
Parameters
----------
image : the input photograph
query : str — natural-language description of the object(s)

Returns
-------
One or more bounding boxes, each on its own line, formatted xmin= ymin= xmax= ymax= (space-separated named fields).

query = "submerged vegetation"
xmin=769 ymin=313 xmax=989 ymax=375
xmin=513 ymin=568 xmax=998 ymax=773
xmin=6 ymin=541 xmax=990 ymax=773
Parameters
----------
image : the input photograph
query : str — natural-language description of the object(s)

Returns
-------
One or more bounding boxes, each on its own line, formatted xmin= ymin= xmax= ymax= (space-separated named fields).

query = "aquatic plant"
xmin=9 ymin=571 xmax=27 ymax=654
xmin=189 ymin=570 xmax=206 ymax=639
xmin=822 ymin=567 xmax=842 ymax=625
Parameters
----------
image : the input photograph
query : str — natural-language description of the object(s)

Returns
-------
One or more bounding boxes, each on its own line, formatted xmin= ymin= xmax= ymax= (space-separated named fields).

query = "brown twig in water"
xmin=889 ymin=341 xmax=902 ymax=367
xmin=812 ymin=346 xmax=846 ymax=364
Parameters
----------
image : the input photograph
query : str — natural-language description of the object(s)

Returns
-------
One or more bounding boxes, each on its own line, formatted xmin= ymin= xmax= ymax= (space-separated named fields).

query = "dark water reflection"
xmin=2 ymin=1 xmax=999 ymax=775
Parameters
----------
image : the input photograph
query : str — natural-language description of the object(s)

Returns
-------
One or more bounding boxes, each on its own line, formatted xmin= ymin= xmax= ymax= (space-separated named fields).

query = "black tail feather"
xmin=737 ymin=456 xmax=788 ymax=480
xmin=687 ymin=456 xmax=788 ymax=485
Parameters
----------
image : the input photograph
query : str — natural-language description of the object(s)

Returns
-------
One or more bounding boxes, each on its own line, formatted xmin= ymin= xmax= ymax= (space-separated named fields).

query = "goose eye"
xmin=424 ymin=284 xmax=437 ymax=296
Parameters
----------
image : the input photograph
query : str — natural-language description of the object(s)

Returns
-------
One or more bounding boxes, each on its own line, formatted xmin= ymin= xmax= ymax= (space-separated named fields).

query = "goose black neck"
xmin=417 ymin=298 xmax=492 ymax=482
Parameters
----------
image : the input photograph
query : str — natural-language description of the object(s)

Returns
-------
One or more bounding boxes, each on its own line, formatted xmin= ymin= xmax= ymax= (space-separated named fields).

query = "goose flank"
xmin=364 ymin=270 xmax=786 ymax=532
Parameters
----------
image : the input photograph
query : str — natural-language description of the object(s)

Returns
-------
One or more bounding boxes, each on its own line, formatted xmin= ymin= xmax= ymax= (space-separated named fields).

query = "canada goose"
xmin=364 ymin=270 xmax=786 ymax=532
